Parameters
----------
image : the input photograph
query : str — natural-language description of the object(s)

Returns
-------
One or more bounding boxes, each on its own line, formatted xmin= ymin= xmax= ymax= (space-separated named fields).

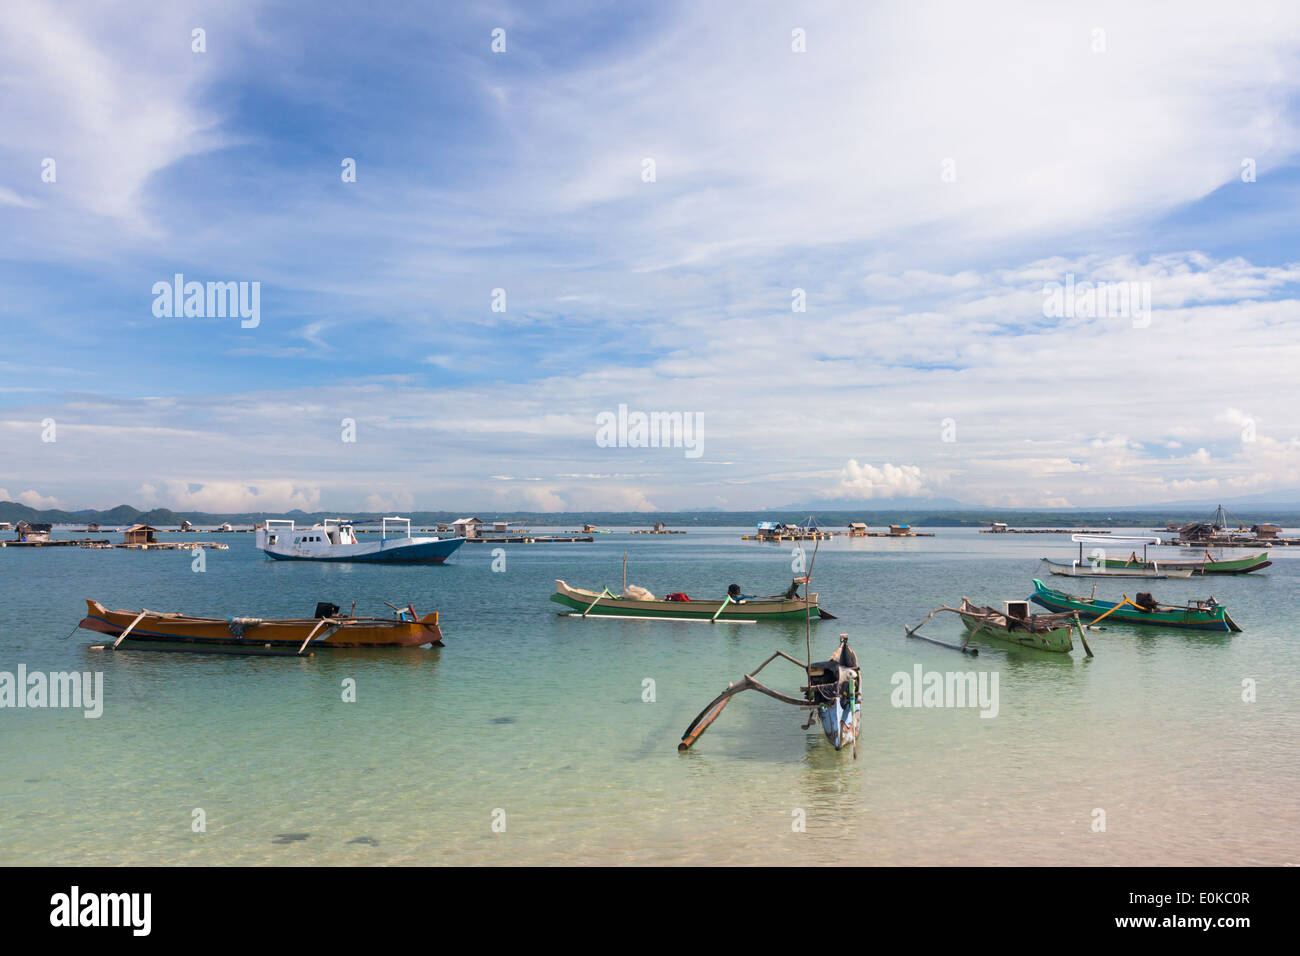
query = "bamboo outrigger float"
xmin=79 ymin=599 xmax=444 ymax=655
xmin=906 ymin=597 xmax=1093 ymax=656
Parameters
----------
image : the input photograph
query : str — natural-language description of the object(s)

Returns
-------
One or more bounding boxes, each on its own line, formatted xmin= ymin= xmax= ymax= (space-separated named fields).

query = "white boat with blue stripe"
xmin=256 ymin=516 xmax=463 ymax=564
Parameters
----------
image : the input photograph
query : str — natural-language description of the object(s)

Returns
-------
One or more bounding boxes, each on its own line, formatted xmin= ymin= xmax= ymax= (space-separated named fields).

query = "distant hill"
xmin=791 ymin=496 xmax=970 ymax=510
xmin=5 ymin=500 xmax=1299 ymax=528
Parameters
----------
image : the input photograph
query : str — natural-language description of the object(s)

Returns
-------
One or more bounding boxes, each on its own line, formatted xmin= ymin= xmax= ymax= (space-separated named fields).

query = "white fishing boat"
xmin=1040 ymin=535 xmax=1193 ymax=579
xmin=255 ymin=516 xmax=463 ymax=564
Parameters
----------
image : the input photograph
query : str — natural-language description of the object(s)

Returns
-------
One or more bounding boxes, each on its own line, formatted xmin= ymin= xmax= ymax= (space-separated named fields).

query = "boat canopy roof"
xmin=1071 ymin=534 xmax=1161 ymax=545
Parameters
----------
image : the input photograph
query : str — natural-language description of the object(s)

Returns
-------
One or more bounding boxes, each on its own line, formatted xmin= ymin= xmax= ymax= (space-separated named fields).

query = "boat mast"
xmin=804 ymin=535 xmax=821 ymax=670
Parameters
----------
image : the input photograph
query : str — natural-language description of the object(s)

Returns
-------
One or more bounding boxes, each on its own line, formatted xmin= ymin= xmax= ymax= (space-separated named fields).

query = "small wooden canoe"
xmin=1030 ymin=579 xmax=1242 ymax=632
xmin=956 ymin=598 xmax=1080 ymax=653
xmin=1041 ymin=559 xmax=1193 ymax=579
xmin=79 ymin=599 xmax=444 ymax=652
xmin=550 ymin=580 xmax=824 ymax=622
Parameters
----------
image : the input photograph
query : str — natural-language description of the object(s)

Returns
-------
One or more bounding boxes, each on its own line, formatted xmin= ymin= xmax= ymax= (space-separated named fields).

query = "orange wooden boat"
xmin=79 ymin=599 xmax=443 ymax=654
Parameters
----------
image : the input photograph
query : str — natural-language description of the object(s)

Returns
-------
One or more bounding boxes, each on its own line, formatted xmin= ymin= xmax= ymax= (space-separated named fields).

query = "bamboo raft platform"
xmin=630 ymin=529 xmax=687 ymax=534
xmin=742 ymin=532 xmax=834 ymax=541
xmin=1 ymin=539 xmax=110 ymax=548
xmin=1 ymin=540 xmax=229 ymax=550
xmin=852 ymin=530 xmax=935 ymax=537
xmin=461 ymin=535 xmax=594 ymax=544
xmin=980 ymin=528 xmax=1112 ymax=534
xmin=111 ymin=542 xmax=230 ymax=550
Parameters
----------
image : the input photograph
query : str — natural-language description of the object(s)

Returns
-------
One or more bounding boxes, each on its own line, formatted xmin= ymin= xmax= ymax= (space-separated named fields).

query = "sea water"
xmin=0 ymin=528 xmax=1295 ymax=865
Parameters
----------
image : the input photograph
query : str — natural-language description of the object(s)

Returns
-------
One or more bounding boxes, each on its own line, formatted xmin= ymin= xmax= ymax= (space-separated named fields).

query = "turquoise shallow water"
xmin=1 ymin=527 xmax=1296 ymax=865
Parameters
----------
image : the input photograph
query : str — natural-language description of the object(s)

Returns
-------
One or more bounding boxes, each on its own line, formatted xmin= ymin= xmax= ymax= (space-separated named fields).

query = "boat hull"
xmin=959 ymin=615 xmax=1075 ymax=652
xmin=1029 ymin=580 xmax=1239 ymax=632
xmin=1041 ymin=560 xmax=1191 ymax=579
xmin=551 ymin=580 xmax=821 ymax=621
xmin=262 ymin=537 xmax=463 ymax=564
xmin=819 ymin=693 xmax=861 ymax=750
xmin=78 ymin=600 xmax=444 ymax=648
xmin=1099 ymin=552 xmax=1270 ymax=574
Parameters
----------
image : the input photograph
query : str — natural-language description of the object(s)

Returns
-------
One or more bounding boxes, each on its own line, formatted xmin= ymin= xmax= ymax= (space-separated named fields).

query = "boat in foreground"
xmin=551 ymin=579 xmax=828 ymax=622
xmin=79 ymin=599 xmax=445 ymax=654
xmin=1030 ymin=579 xmax=1241 ymax=632
xmin=906 ymin=597 xmax=1088 ymax=655
xmin=678 ymin=633 xmax=862 ymax=754
xmin=256 ymin=516 xmax=463 ymax=564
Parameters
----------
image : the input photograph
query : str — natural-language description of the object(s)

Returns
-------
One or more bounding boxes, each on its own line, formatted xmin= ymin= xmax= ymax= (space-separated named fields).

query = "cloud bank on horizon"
xmin=2 ymin=0 xmax=1300 ymax=513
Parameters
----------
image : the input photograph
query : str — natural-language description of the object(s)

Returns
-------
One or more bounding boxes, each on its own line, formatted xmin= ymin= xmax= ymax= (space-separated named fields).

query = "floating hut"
xmin=451 ymin=517 xmax=484 ymax=538
xmin=122 ymin=524 xmax=159 ymax=546
xmin=15 ymin=521 xmax=52 ymax=542
xmin=631 ymin=521 xmax=686 ymax=534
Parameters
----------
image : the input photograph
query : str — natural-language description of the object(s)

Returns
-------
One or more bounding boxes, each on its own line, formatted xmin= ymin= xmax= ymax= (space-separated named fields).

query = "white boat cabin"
xmin=257 ymin=516 xmax=420 ymax=556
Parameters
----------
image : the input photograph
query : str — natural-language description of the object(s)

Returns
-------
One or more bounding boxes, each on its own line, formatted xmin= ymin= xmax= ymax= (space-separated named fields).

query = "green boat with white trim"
xmin=1096 ymin=550 xmax=1270 ymax=575
xmin=551 ymin=579 xmax=826 ymax=622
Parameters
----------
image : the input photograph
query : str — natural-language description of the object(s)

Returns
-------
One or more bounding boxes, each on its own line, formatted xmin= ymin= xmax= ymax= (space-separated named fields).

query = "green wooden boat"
xmin=1030 ymin=579 xmax=1242 ymax=632
xmin=1097 ymin=550 xmax=1270 ymax=575
xmin=905 ymin=597 xmax=1087 ymax=655
xmin=551 ymin=579 xmax=824 ymax=622
xmin=955 ymin=598 xmax=1080 ymax=652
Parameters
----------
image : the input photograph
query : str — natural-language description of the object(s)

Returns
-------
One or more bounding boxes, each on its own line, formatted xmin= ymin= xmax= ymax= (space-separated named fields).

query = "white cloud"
xmin=363 ymin=490 xmax=415 ymax=513
xmin=0 ymin=488 xmax=61 ymax=509
xmin=136 ymin=481 xmax=322 ymax=513
xmin=494 ymin=1 xmax=1300 ymax=264
xmin=832 ymin=462 xmax=927 ymax=500
xmin=0 ymin=0 xmax=243 ymax=230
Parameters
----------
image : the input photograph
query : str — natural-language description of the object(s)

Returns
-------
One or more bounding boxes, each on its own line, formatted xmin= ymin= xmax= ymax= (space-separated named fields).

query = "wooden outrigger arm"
xmin=904 ymin=606 xmax=979 ymax=655
xmin=582 ymin=587 xmax=616 ymax=617
xmin=111 ymin=609 xmax=151 ymax=649
xmin=678 ymin=650 xmax=816 ymax=751
xmin=297 ymin=617 xmax=338 ymax=655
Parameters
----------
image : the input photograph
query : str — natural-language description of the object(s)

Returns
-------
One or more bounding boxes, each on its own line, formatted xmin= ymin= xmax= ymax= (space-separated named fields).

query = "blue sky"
xmin=3 ymin=0 xmax=1300 ymax=513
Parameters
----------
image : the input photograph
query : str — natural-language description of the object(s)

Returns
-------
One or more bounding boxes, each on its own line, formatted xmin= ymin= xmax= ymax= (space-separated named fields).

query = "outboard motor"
xmin=314 ymin=601 xmax=340 ymax=619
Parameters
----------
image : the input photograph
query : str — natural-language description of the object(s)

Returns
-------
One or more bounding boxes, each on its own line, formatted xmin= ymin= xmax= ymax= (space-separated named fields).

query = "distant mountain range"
xmin=5 ymin=499 xmax=1299 ymax=528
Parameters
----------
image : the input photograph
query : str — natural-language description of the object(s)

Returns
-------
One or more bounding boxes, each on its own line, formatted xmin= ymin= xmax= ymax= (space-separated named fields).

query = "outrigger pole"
xmin=678 ymin=650 xmax=818 ymax=751
xmin=904 ymin=606 xmax=980 ymax=655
